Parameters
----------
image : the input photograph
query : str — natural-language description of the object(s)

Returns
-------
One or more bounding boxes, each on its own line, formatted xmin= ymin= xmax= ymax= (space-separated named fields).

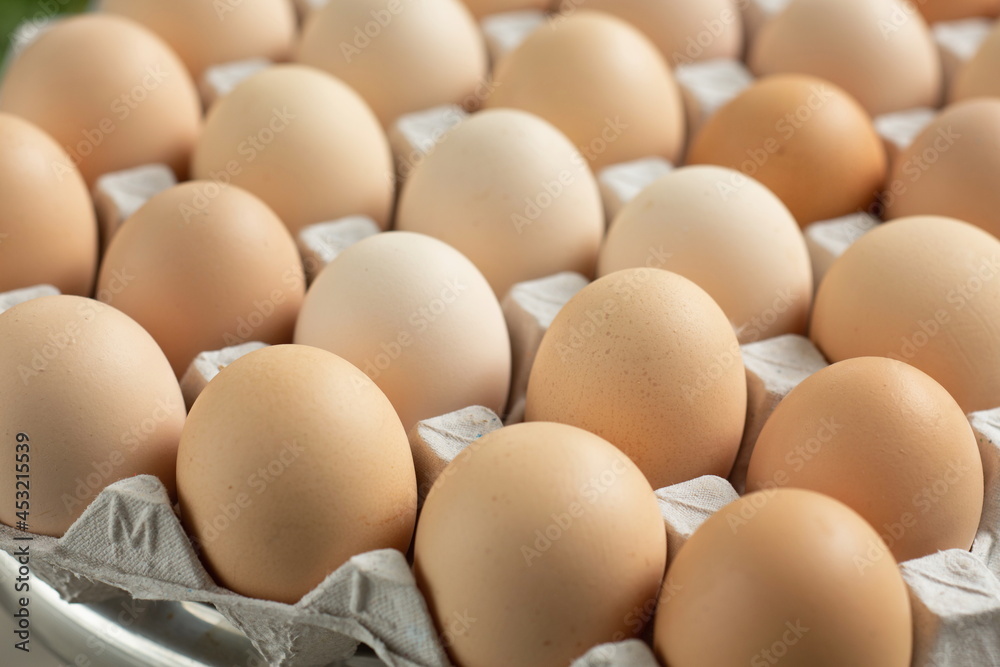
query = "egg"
xmin=525 ymin=268 xmax=746 ymax=490
xmin=749 ymin=0 xmax=941 ymax=116
xmin=0 ymin=14 xmax=201 ymax=186
xmin=100 ymin=0 xmax=296 ymax=80
xmin=97 ymin=181 xmax=305 ymax=376
xmin=952 ymin=23 xmax=1000 ymax=102
xmin=885 ymin=100 xmax=1000 ymax=238
xmin=396 ymin=109 xmax=603 ymax=298
xmin=177 ymin=344 xmax=417 ymax=604
xmin=916 ymin=0 xmax=999 ymax=23
xmin=484 ymin=11 xmax=686 ymax=169
xmin=811 ymin=215 xmax=1000 ymax=414
xmin=414 ymin=422 xmax=666 ymax=667
xmin=192 ymin=64 xmax=393 ymax=235
xmin=297 ymin=0 xmax=488 ymax=127
xmin=294 ymin=231 xmax=510 ymax=430
xmin=459 ymin=0 xmax=547 ymax=18
xmin=0 ymin=295 xmax=185 ymax=537
xmin=0 ymin=113 xmax=97 ymax=296
xmin=579 ymin=0 xmax=743 ymax=65
xmin=598 ymin=166 xmax=812 ymax=344
xmin=654 ymin=489 xmax=913 ymax=667
xmin=687 ymin=74 xmax=887 ymax=225
xmin=747 ymin=357 xmax=984 ymax=562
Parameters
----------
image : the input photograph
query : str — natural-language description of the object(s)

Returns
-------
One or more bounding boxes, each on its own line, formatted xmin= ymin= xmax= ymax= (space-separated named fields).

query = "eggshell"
xmin=579 ymin=0 xmax=743 ymax=65
xmin=100 ymin=0 xmax=296 ymax=80
xmin=747 ymin=357 xmax=984 ymax=562
xmin=952 ymin=22 xmax=1000 ymax=102
xmin=294 ymin=231 xmax=511 ymax=431
xmin=0 ymin=14 xmax=201 ymax=186
xmin=598 ymin=166 xmax=813 ymax=344
xmin=484 ymin=11 xmax=686 ymax=169
xmin=413 ymin=422 xmax=666 ymax=667
xmin=192 ymin=64 xmax=394 ymax=235
xmin=749 ymin=0 xmax=942 ymax=116
xmin=0 ymin=295 xmax=185 ymax=537
xmin=396 ymin=109 xmax=604 ymax=298
xmin=97 ymin=181 xmax=305 ymax=376
xmin=297 ymin=0 xmax=488 ymax=127
xmin=687 ymin=74 xmax=887 ymax=225
xmin=525 ymin=268 xmax=747 ymax=489
xmin=811 ymin=215 xmax=1000 ymax=414
xmin=886 ymin=100 xmax=1000 ymax=240
xmin=0 ymin=113 xmax=97 ymax=296
xmin=918 ymin=0 xmax=1000 ymax=23
xmin=177 ymin=344 xmax=417 ymax=604
xmin=654 ymin=489 xmax=913 ymax=667
xmin=460 ymin=0 xmax=547 ymax=18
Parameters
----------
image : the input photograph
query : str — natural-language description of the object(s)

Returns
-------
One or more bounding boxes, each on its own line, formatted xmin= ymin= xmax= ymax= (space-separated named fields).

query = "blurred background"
xmin=0 ymin=0 xmax=88 ymax=68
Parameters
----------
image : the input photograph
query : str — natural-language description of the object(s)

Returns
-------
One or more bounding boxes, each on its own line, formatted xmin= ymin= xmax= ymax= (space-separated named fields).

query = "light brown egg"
xmin=192 ymin=64 xmax=393 ymax=235
xmin=396 ymin=109 xmax=603 ymax=298
xmin=178 ymin=344 xmax=417 ymax=604
xmin=100 ymin=0 xmax=296 ymax=80
xmin=811 ymin=215 xmax=1000 ymax=414
xmin=294 ymin=231 xmax=510 ymax=430
xmin=598 ymin=166 xmax=812 ymax=344
xmin=687 ymin=74 xmax=887 ymax=225
xmin=484 ymin=11 xmax=686 ymax=169
xmin=916 ymin=0 xmax=999 ymax=23
xmin=460 ymin=0 xmax=547 ymax=18
xmin=0 ymin=295 xmax=185 ymax=537
xmin=297 ymin=0 xmax=488 ymax=127
xmin=0 ymin=113 xmax=97 ymax=296
xmin=97 ymin=181 xmax=305 ymax=376
xmin=749 ymin=0 xmax=941 ymax=116
xmin=525 ymin=268 xmax=746 ymax=490
xmin=885 ymin=100 xmax=1000 ymax=238
xmin=0 ymin=14 xmax=201 ymax=186
xmin=747 ymin=357 xmax=984 ymax=562
xmin=580 ymin=0 xmax=743 ymax=65
xmin=952 ymin=23 xmax=1000 ymax=102
xmin=414 ymin=422 xmax=666 ymax=667
xmin=654 ymin=489 xmax=913 ymax=667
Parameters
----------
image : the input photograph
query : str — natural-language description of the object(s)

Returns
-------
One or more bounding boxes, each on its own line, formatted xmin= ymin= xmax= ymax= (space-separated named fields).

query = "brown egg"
xmin=460 ymin=0 xmax=547 ymax=18
xmin=0 ymin=113 xmax=97 ymax=296
xmin=750 ymin=0 xmax=942 ymax=116
xmin=525 ymin=268 xmax=747 ymax=490
xmin=192 ymin=64 xmax=393 ymax=235
xmin=396 ymin=109 xmax=603 ymax=298
xmin=178 ymin=345 xmax=417 ymax=604
xmin=580 ymin=0 xmax=743 ymax=65
xmin=917 ymin=0 xmax=999 ymax=23
xmin=885 ymin=100 xmax=1000 ymax=238
xmin=97 ymin=181 xmax=305 ymax=376
xmin=0 ymin=14 xmax=201 ymax=186
xmin=654 ymin=489 xmax=913 ymax=667
xmin=414 ymin=422 xmax=666 ymax=667
xmin=811 ymin=215 xmax=1000 ymax=414
xmin=0 ymin=295 xmax=185 ymax=537
xmin=747 ymin=357 xmax=984 ymax=562
xmin=297 ymin=0 xmax=488 ymax=127
xmin=294 ymin=232 xmax=511 ymax=431
xmin=100 ymin=0 xmax=296 ymax=80
xmin=687 ymin=74 xmax=887 ymax=225
xmin=598 ymin=166 xmax=812 ymax=344
xmin=952 ymin=24 xmax=1000 ymax=102
xmin=485 ymin=11 xmax=686 ymax=169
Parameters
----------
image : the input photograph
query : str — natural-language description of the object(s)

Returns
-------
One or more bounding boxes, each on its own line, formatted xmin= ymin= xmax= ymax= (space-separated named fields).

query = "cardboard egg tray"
xmin=4 ymin=0 xmax=1000 ymax=665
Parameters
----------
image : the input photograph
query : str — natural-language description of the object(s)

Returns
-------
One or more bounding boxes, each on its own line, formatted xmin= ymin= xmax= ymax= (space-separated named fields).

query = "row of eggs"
xmin=1 ymin=0 xmax=1000 ymax=665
